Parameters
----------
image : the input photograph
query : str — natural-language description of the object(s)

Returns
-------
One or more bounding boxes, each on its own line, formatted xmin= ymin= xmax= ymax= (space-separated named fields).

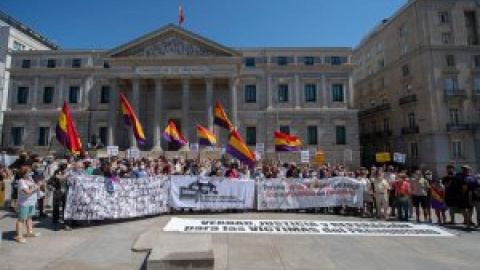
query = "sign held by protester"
xmin=257 ymin=177 xmax=364 ymax=210
xmin=300 ymin=151 xmax=310 ymax=163
xmin=169 ymin=175 xmax=255 ymax=210
xmin=315 ymin=151 xmax=325 ymax=165
xmin=127 ymin=148 xmax=140 ymax=159
xmin=393 ymin=152 xmax=406 ymax=164
xmin=106 ymin=146 xmax=119 ymax=157
xmin=164 ymin=218 xmax=455 ymax=237
xmin=375 ymin=152 xmax=391 ymax=163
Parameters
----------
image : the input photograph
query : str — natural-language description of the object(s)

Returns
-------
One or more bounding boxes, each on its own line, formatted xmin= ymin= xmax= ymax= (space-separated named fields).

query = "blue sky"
xmin=1 ymin=0 xmax=406 ymax=49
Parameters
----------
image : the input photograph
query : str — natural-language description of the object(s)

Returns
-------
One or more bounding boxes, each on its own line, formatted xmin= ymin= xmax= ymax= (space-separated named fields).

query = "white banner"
xmin=169 ymin=176 xmax=255 ymax=210
xmin=300 ymin=151 xmax=310 ymax=163
xmin=164 ymin=218 xmax=455 ymax=237
xmin=64 ymin=174 xmax=169 ymax=220
xmin=257 ymin=177 xmax=364 ymax=210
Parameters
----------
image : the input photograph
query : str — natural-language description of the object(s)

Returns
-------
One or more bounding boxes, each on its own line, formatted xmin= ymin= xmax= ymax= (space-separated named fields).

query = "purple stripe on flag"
xmin=55 ymin=125 xmax=69 ymax=148
xmin=226 ymin=145 xmax=254 ymax=168
xmin=275 ymin=145 xmax=301 ymax=152
xmin=198 ymin=138 xmax=214 ymax=146
xmin=214 ymin=118 xmax=231 ymax=130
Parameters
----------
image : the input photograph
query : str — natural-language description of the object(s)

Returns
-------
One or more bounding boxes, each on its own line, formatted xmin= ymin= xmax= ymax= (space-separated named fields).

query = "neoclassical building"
xmin=5 ymin=24 xmax=359 ymax=166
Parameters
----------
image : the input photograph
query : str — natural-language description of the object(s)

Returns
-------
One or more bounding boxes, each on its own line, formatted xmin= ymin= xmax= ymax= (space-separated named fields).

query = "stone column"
xmin=83 ymin=75 xmax=94 ymax=110
xmin=107 ymin=78 xmax=118 ymax=146
xmin=7 ymin=79 xmax=14 ymax=110
xmin=31 ymin=76 xmax=39 ymax=110
xmin=267 ymin=75 xmax=273 ymax=109
xmin=348 ymin=75 xmax=354 ymax=107
xmin=230 ymin=77 xmax=239 ymax=127
xmin=130 ymin=78 xmax=140 ymax=148
xmin=294 ymin=74 xmax=301 ymax=109
xmin=56 ymin=76 xmax=65 ymax=110
xmin=153 ymin=78 xmax=163 ymax=151
xmin=182 ymin=77 xmax=190 ymax=144
xmin=322 ymin=74 xmax=328 ymax=108
xmin=206 ymin=77 xmax=214 ymax=131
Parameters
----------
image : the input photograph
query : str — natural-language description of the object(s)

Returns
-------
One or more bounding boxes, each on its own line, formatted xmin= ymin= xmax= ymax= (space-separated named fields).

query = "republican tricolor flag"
xmin=226 ymin=130 xmax=256 ymax=169
xmin=274 ymin=131 xmax=302 ymax=152
xmin=163 ymin=121 xmax=188 ymax=147
xmin=197 ymin=124 xmax=216 ymax=147
xmin=56 ymin=102 xmax=82 ymax=154
xmin=214 ymin=101 xmax=234 ymax=131
xmin=119 ymin=93 xmax=146 ymax=145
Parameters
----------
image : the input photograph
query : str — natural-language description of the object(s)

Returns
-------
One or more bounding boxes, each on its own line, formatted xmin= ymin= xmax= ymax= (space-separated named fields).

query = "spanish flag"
xmin=226 ymin=130 xmax=256 ymax=168
xmin=179 ymin=5 xmax=185 ymax=26
xmin=197 ymin=124 xmax=216 ymax=147
xmin=163 ymin=121 xmax=188 ymax=146
xmin=56 ymin=102 xmax=82 ymax=154
xmin=119 ymin=93 xmax=146 ymax=145
xmin=274 ymin=131 xmax=302 ymax=152
xmin=214 ymin=101 xmax=234 ymax=131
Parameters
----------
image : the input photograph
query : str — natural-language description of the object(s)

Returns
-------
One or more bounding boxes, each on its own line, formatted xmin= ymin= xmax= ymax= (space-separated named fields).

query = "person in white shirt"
xmin=372 ymin=168 xmax=391 ymax=220
xmin=15 ymin=166 xmax=41 ymax=243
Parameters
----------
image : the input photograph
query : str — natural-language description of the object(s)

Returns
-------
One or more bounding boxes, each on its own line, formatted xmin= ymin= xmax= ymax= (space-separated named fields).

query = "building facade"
xmin=354 ymin=0 xmax=480 ymax=174
xmin=5 ymin=25 xmax=360 ymax=166
xmin=0 ymin=10 xmax=57 ymax=144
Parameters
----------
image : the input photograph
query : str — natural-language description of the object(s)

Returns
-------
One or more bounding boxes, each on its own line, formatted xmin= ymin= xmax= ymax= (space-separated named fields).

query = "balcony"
xmin=375 ymin=103 xmax=391 ymax=112
xmin=473 ymin=91 xmax=480 ymax=103
xmin=401 ymin=126 xmax=420 ymax=135
xmin=444 ymin=89 xmax=467 ymax=102
xmin=446 ymin=123 xmax=472 ymax=132
xmin=399 ymin=94 xmax=417 ymax=105
xmin=358 ymin=103 xmax=391 ymax=119
xmin=377 ymin=130 xmax=393 ymax=137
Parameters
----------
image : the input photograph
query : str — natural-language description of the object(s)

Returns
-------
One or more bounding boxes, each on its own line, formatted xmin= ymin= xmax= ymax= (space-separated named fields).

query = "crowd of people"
xmin=1 ymin=151 xmax=479 ymax=244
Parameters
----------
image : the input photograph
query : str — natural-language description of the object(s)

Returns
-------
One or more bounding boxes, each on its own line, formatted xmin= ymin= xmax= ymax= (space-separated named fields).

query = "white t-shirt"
xmin=17 ymin=179 xmax=38 ymax=207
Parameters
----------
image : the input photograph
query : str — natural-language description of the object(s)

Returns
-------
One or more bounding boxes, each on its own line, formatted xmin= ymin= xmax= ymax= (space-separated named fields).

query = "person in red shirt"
xmin=395 ymin=173 xmax=411 ymax=221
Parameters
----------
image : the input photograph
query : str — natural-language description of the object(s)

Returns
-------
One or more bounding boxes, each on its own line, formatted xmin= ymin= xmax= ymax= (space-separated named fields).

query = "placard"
xmin=393 ymin=152 xmax=406 ymax=164
xmin=190 ymin=143 xmax=199 ymax=151
xmin=164 ymin=218 xmax=455 ymax=237
xmin=127 ymin=148 xmax=140 ymax=159
xmin=255 ymin=143 xmax=265 ymax=153
xmin=300 ymin=151 xmax=310 ymax=163
xmin=107 ymin=146 xmax=119 ymax=157
xmin=375 ymin=152 xmax=391 ymax=163
xmin=315 ymin=151 xmax=325 ymax=165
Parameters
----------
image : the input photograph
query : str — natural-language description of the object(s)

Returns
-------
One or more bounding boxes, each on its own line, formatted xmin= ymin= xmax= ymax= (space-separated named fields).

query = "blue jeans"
xmin=397 ymin=196 xmax=409 ymax=221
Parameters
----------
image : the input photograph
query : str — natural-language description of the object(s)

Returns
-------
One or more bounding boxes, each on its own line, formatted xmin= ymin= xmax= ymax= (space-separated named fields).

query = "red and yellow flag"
xmin=119 ymin=93 xmax=146 ymax=145
xmin=56 ymin=102 xmax=82 ymax=154
xmin=226 ymin=130 xmax=256 ymax=168
xmin=214 ymin=101 xmax=234 ymax=131
xmin=197 ymin=124 xmax=216 ymax=147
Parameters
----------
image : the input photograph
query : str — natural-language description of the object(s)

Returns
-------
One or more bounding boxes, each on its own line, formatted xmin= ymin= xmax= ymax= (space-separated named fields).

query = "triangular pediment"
xmin=107 ymin=24 xmax=240 ymax=57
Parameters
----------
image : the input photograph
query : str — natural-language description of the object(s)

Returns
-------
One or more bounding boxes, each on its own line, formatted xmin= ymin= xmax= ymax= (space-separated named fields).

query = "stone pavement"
xmin=1 ymin=212 xmax=480 ymax=270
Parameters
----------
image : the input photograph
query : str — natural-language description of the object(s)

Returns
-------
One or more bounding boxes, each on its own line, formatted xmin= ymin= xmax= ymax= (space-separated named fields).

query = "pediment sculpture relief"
xmin=141 ymin=35 xmax=219 ymax=56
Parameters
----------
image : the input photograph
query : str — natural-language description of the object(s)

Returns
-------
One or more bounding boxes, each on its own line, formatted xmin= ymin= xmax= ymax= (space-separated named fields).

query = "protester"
xmin=48 ymin=163 xmax=72 ymax=231
xmin=15 ymin=166 xmax=40 ymax=243
xmin=394 ymin=173 xmax=411 ymax=221
xmin=472 ymin=174 xmax=480 ymax=228
xmin=357 ymin=168 xmax=373 ymax=217
xmin=430 ymin=175 xmax=447 ymax=225
xmin=457 ymin=165 xmax=475 ymax=227
xmin=372 ymin=168 xmax=390 ymax=220
xmin=410 ymin=169 xmax=431 ymax=223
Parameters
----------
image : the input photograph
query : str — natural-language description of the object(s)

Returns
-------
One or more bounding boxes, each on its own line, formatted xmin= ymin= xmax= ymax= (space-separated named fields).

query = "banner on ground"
xmin=169 ymin=175 xmax=255 ymax=210
xmin=163 ymin=218 xmax=455 ymax=237
xmin=257 ymin=177 xmax=364 ymax=210
xmin=64 ymin=174 xmax=169 ymax=220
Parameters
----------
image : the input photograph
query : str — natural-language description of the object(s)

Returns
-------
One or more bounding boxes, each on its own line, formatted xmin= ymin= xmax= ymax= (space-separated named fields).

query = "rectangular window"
xmin=307 ymin=126 xmax=318 ymax=145
xmin=38 ymin=127 xmax=50 ymax=146
xmin=69 ymin=86 xmax=80 ymax=103
xmin=474 ymin=55 xmax=480 ymax=67
xmin=21 ymin=59 xmax=31 ymax=68
xmin=47 ymin=59 xmax=56 ymax=68
xmin=11 ymin=127 xmax=23 ymax=146
xmin=445 ymin=55 xmax=455 ymax=67
xmin=304 ymin=57 xmax=314 ymax=66
xmin=332 ymin=84 xmax=344 ymax=102
xmin=244 ymin=85 xmax=256 ymax=103
xmin=474 ymin=78 xmax=480 ymax=93
xmin=383 ymin=118 xmax=390 ymax=131
xmin=277 ymin=57 xmax=288 ymax=66
xmin=450 ymin=140 xmax=462 ymax=158
xmin=335 ymin=126 xmax=346 ymax=145
xmin=278 ymin=84 xmax=289 ymax=102
xmin=305 ymin=84 xmax=317 ymax=102
xmin=331 ymin=56 xmax=341 ymax=66
xmin=246 ymin=126 xmax=256 ymax=146
xmin=445 ymin=77 xmax=458 ymax=93
xmin=43 ymin=87 xmax=54 ymax=104
xmin=245 ymin=57 xmax=255 ymax=67
xmin=401 ymin=64 xmax=410 ymax=76
xmin=441 ymin=32 xmax=452 ymax=44
xmin=408 ymin=112 xmax=416 ymax=128
xmin=99 ymin=127 xmax=108 ymax=146
xmin=13 ymin=40 xmax=26 ymax=51
xmin=17 ymin=87 xmax=29 ymax=104
xmin=449 ymin=108 xmax=460 ymax=124
xmin=279 ymin=125 xmax=290 ymax=135
xmin=399 ymin=25 xmax=408 ymax=37
xmin=100 ymin=85 xmax=110 ymax=104
xmin=438 ymin=11 xmax=450 ymax=23
xmin=410 ymin=142 xmax=419 ymax=158
xmin=72 ymin=58 xmax=81 ymax=68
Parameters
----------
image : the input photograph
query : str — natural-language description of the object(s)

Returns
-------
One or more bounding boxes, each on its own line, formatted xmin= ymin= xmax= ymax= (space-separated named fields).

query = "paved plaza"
xmin=1 ymin=211 xmax=480 ymax=270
